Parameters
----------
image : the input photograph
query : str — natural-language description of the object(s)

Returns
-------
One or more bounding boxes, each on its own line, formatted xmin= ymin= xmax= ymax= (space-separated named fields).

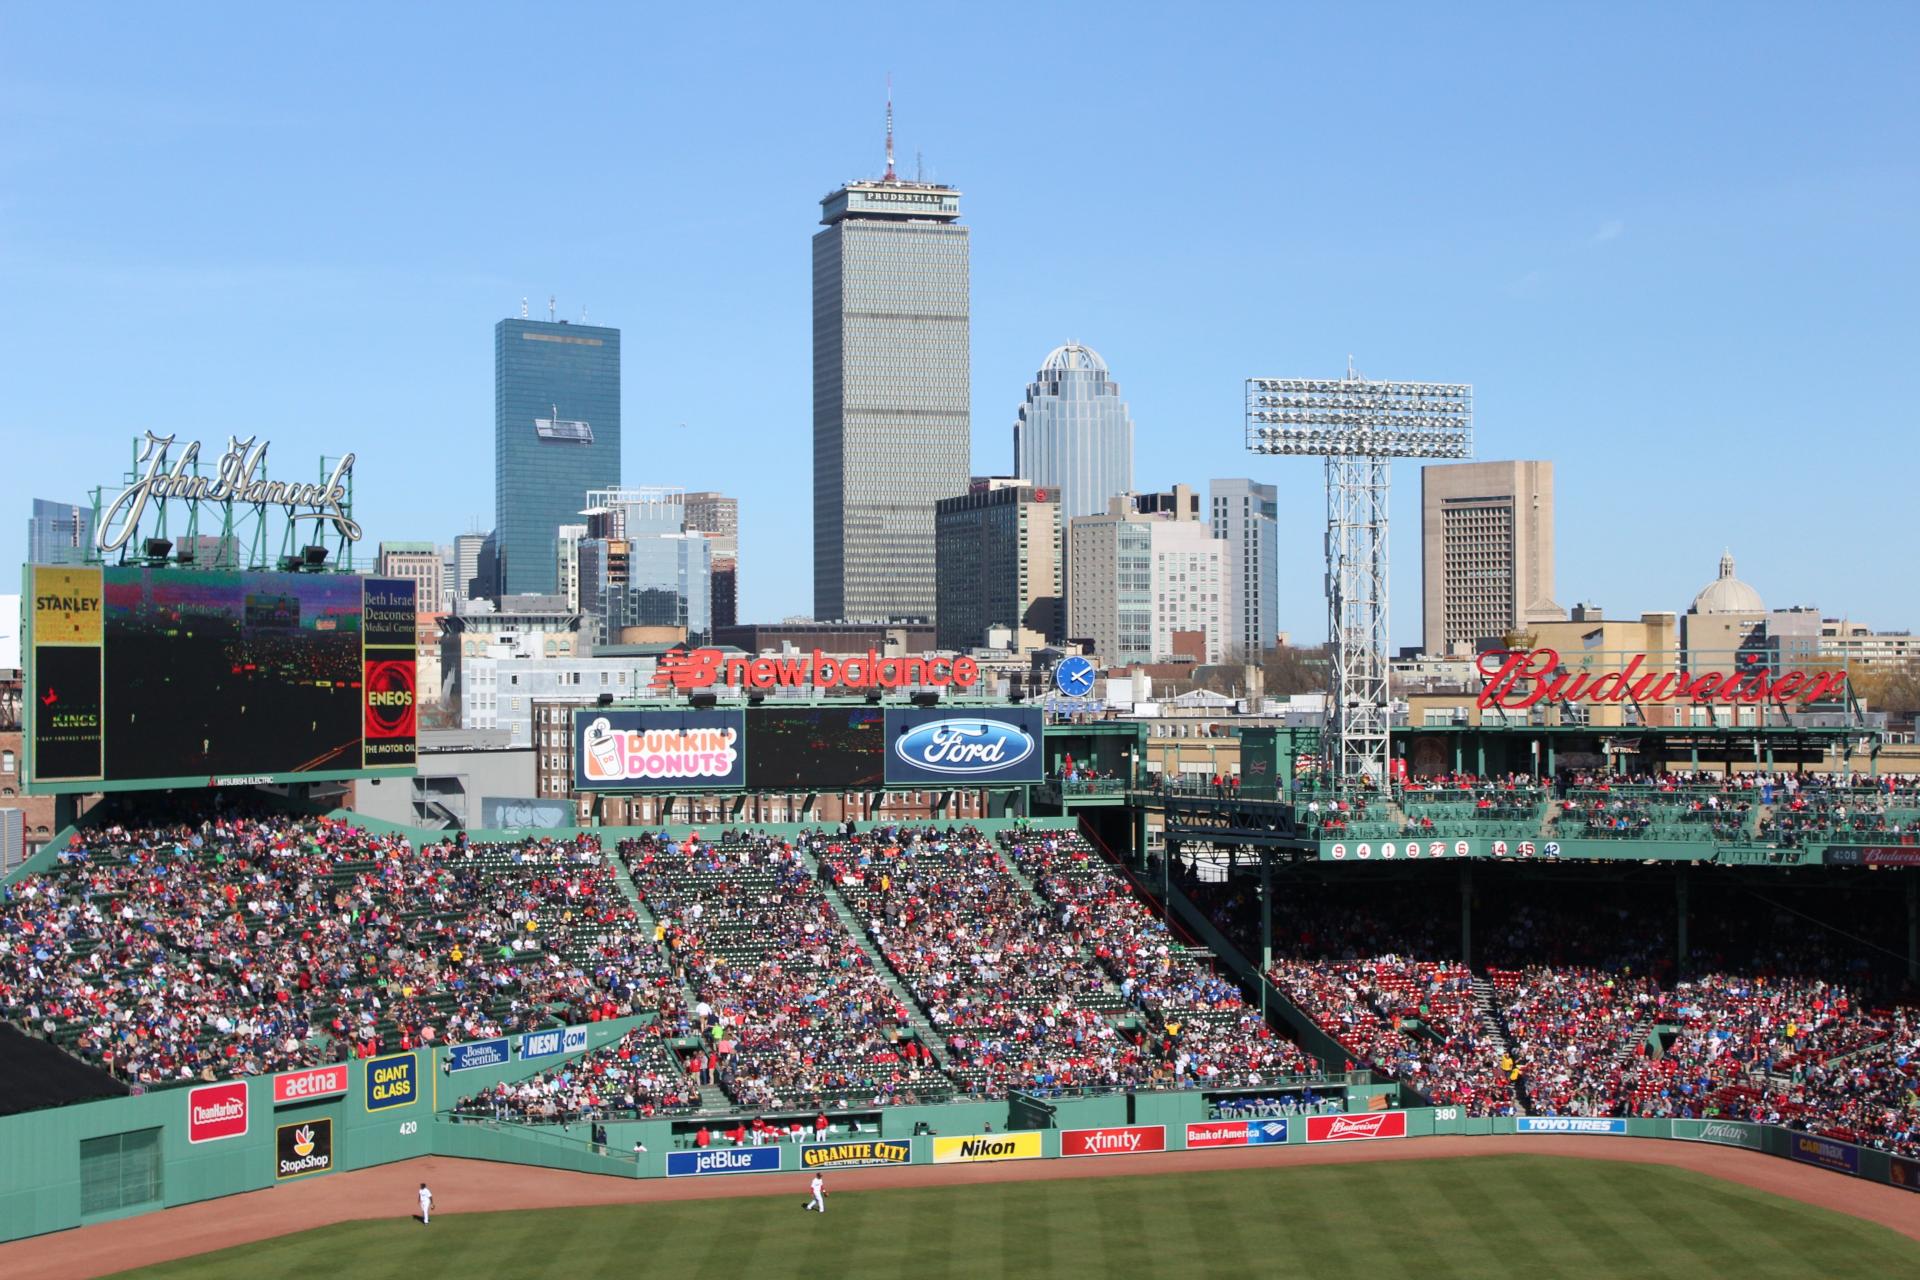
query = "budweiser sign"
xmin=1305 ymin=1111 xmax=1407 ymax=1142
xmin=652 ymin=648 xmax=980 ymax=693
xmin=1476 ymin=649 xmax=1847 ymax=711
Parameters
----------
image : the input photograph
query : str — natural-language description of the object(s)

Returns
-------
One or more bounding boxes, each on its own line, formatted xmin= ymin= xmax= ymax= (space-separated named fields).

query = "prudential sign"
xmin=883 ymin=708 xmax=1044 ymax=786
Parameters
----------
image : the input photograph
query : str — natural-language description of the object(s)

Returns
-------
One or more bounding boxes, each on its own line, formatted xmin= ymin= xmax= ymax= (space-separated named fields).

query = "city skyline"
xmin=3 ymin=9 xmax=1916 ymax=644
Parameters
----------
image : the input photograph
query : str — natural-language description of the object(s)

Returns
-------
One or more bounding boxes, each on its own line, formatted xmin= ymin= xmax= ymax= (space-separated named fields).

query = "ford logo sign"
xmin=893 ymin=718 xmax=1036 ymax=776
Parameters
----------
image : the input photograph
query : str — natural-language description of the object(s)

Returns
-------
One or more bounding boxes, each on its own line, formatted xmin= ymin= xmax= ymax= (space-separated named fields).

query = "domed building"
xmin=1689 ymin=550 xmax=1765 ymax=616
xmin=1681 ymin=550 xmax=1823 ymax=708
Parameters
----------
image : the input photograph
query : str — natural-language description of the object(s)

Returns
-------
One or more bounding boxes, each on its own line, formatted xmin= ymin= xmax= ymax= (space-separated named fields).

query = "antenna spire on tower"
xmin=883 ymin=74 xmax=896 ymax=182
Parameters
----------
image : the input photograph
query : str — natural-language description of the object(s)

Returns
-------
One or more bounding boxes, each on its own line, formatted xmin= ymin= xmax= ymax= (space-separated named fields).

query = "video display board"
xmin=574 ymin=709 xmax=747 ymax=792
xmin=744 ymin=705 xmax=884 ymax=791
xmin=24 ymin=566 xmax=417 ymax=792
xmin=883 ymin=708 xmax=1045 ymax=786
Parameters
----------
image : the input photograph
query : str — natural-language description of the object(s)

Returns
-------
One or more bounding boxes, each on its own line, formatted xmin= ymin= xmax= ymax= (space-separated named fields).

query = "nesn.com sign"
xmin=518 ymin=1026 xmax=589 ymax=1061
xmin=883 ymin=709 xmax=1045 ymax=786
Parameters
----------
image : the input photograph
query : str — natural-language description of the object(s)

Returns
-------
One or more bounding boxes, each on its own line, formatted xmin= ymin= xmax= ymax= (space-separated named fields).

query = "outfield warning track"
xmin=3 ymin=1134 xmax=1915 ymax=1279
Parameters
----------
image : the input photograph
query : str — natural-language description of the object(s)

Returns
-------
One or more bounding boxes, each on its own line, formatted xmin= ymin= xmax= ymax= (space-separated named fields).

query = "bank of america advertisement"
xmin=574 ymin=709 xmax=747 ymax=792
xmin=883 ymin=707 xmax=1045 ymax=786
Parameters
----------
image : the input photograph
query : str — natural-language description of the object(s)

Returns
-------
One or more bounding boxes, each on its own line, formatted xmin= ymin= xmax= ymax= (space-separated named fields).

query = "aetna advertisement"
xmin=883 ymin=708 xmax=1045 ymax=786
xmin=575 ymin=709 xmax=747 ymax=792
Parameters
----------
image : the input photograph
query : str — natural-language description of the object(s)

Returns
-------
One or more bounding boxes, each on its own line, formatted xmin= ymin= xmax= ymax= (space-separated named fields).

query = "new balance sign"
xmin=1061 ymin=1126 xmax=1167 ymax=1158
xmin=1515 ymin=1116 xmax=1627 ymax=1135
xmin=1185 ymin=1119 xmax=1289 ymax=1148
xmin=652 ymin=648 xmax=980 ymax=693
xmin=188 ymin=1081 xmax=249 ymax=1144
xmin=1306 ymin=1112 xmax=1408 ymax=1143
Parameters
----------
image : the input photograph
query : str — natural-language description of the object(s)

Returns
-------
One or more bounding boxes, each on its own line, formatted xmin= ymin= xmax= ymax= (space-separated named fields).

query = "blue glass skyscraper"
xmin=1013 ymin=343 xmax=1134 ymax=524
xmin=494 ymin=317 xmax=621 ymax=597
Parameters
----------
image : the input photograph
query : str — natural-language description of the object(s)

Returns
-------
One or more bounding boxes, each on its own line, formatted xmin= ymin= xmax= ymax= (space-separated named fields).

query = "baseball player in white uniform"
xmin=418 ymin=1182 xmax=434 ymax=1225
xmin=803 ymin=1172 xmax=826 ymax=1213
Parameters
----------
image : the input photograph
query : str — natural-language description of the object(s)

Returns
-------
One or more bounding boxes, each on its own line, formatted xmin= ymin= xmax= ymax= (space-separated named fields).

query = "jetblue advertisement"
xmin=883 ymin=708 xmax=1045 ymax=786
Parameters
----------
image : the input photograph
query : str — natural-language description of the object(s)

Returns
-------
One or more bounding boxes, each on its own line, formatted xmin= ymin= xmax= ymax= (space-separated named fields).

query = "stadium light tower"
xmin=1246 ymin=366 xmax=1473 ymax=789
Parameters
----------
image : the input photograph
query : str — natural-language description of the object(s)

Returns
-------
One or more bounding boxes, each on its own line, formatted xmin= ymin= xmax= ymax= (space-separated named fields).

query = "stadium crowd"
xmin=620 ymin=831 xmax=949 ymax=1111
xmin=0 ymin=815 xmax=676 ymax=1084
xmin=452 ymin=1024 xmax=700 ymax=1122
xmin=1001 ymin=827 xmax=1316 ymax=1088
xmin=817 ymin=825 xmax=1153 ymax=1096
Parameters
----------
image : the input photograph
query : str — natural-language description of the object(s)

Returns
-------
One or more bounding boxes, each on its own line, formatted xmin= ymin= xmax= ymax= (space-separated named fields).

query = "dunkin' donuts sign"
xmin=1476 ymin=649 xmax=1846 ymax=711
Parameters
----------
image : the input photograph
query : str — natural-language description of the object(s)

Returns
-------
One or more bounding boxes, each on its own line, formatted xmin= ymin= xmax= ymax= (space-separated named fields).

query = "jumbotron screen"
xmin=24 ymin=565 xmax=417 ymax=792
xmin=743 ymin=706 xmax=885 ymax=790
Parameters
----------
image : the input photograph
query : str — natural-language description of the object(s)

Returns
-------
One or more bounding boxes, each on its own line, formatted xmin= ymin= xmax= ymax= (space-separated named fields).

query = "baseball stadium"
xmin=3 ymin=562 xmax=1918 ymax=1280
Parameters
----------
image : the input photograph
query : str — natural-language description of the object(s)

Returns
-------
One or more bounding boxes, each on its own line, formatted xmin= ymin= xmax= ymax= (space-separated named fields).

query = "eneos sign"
xmin=653 ymin=648 xmax=980 ymax=693
xmin=188 ymin=1081 xmax=250 ymax=1144
xmin=1477 ymin=648 xmax=1846 ymax=711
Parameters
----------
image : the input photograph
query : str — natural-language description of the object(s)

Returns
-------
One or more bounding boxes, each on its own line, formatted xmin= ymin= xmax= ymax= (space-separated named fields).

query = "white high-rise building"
xmin=1209 ymin=479 xmax=1278 ymax=658
xmin=1067 ymin=485 xmax=1229 ymax=665
xmin=1012 ymin=343 xmax=1134 ymax=524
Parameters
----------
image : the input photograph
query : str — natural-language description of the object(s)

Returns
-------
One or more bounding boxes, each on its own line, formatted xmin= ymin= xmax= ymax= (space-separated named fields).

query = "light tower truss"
xmin=1246 ymin=373 xmax=1473 ymax=789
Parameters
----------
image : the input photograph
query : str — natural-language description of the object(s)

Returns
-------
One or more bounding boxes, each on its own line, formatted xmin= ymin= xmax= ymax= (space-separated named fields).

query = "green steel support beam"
xmin=1677 ymin=869 xmax=1690 ymax=979
xmin=1459 ymin=862 xmax=1472 ymax=966
xmin=1260 ymin=850 xmax=1273 ymax=1022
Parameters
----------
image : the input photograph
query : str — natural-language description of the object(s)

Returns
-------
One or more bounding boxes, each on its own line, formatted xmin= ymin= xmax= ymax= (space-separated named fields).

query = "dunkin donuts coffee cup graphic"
xmin=584 ymin=718 xmax=623 ymax=780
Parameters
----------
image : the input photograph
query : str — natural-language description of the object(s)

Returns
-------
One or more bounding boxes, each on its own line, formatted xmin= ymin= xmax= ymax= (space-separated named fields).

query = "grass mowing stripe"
xmin=1519 ymin=1156 xmax=1668 ymax=1276
xmin=106 ymin=1158 xmax=1920 ymax=1280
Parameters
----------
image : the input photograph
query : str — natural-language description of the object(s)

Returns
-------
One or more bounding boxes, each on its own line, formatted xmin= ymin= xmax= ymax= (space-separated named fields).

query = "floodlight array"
xmin=1246 ymin=379 xmax=1473 ymax=458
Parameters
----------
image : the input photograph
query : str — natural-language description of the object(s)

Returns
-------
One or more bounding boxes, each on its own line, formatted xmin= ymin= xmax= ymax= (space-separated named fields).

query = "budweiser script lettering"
xmin=1476 ymin=649 xmax=1847 ymax=711
xmin=98 ymin=432 xmax=361 ymax=553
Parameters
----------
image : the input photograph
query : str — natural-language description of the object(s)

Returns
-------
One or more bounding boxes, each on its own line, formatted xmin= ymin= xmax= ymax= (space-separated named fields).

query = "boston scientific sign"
xmin=97 ymin=432 xmax=361 ymax=554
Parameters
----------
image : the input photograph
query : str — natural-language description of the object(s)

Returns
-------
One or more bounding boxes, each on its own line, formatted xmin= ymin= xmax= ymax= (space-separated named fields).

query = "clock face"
xmin=1055 ymin=656 xmax=1096 ymax=697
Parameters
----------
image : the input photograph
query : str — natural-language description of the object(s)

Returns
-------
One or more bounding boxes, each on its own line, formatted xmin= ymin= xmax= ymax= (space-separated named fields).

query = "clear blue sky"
xmin=4 ymin=4 xmax=1915 ymax=643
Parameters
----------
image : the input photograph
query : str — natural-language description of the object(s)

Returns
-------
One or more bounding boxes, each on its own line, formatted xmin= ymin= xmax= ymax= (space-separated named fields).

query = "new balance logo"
xmin=651 ymin=649 xmax=722 ymax=691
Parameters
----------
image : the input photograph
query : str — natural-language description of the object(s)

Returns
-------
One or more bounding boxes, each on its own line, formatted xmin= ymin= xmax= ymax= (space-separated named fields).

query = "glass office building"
xmin=494 ymin=318 xmax=621 ymax=597
xmin=813 ymin=179 xmax=970 ymax=622
xmin=28 ymin=498 xmax=94 ymax=566
xmin=1013 ymin=343 xmax=1134 ymax=524
xmin=578 ymin=488 xmax=712 ymax=647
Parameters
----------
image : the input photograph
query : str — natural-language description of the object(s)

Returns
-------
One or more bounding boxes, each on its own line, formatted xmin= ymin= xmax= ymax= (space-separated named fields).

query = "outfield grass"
xmin=111 ymin=1156 xmax=1919 ymax=1280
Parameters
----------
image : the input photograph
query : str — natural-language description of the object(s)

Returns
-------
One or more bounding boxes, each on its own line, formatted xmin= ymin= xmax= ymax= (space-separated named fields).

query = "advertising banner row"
xmin=574 ymin=706 xmax=1047 ymax=792
xmin=190 ymin=1053 xmax=422 ymax=1145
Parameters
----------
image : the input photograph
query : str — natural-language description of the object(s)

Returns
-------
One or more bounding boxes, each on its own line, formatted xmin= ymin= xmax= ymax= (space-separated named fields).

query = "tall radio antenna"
xmin=883 ymin=73 xmax=896 ymax=182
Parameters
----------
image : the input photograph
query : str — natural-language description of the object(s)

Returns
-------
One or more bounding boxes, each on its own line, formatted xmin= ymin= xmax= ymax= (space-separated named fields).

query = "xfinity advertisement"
xmin=883 ymin=708 xmax=1044 ymax=786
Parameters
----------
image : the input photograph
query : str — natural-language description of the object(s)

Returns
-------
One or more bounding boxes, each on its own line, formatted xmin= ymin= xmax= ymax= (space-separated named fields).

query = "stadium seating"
xmin=1001 ymin=828 xmax=1316 ymax=1088
xmin=619 ymin=831 xmax=950 ymax=1111
xmin=816 ymin=825 xmax=1153 ymax=1098
xmin=0 ymin=817 xmax=664 ymax=1085
xmin=451 ymin=1023 xmax=700 ymax=1121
